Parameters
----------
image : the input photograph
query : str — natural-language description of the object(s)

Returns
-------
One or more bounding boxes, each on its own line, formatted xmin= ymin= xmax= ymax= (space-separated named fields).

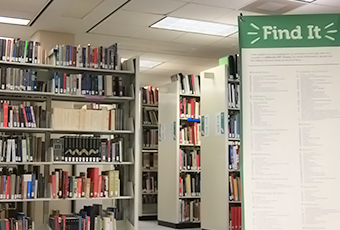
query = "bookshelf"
xmin=200 ymin=63 xmax=241 ymax=230
xmin=158 ymin=78 xmax=201 ymax=229
xmin=139 ymin=86 xmax=159 ymax=220
xmin=0 ymin=57 xmax=140 ymax=230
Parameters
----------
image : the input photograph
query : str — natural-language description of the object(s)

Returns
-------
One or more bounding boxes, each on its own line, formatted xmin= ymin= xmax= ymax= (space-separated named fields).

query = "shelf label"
xmin=215 ymin=112 xmax=225 ymax=135
xmin=201 ymin=115 xmax=209 ymax=137
xmin=173 ymin=121 xmax=176 ymax=140
xmin=158 ymin=124 xmax=165 ymax=142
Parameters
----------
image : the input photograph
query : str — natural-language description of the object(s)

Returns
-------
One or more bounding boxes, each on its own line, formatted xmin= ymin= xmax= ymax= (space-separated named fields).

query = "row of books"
xmin=53 ymin=136 xmax=123 ymax=163
xmin=0 ymin=135 xmax=45 ymax=163
xmin=0 ymin=68 xmax=43 ymax=92
xmin=142 ymin=86 xmax=158 ymax=105
xmin=0 ymin=103 xmax=46 ymax=128
xmin=143 ymin=129 xmax=158 ymax=148
xmin=48 ymin=44 xmax=119 ymax=70
xmin=0 ymin=167 xmax=45 ymax=200
xmin=179 ymin=199 xmax=200 ymax=223
xmin=229 ymin=206 xmax=242 ymax=230
xmin=49 ymin=168 xmax=120 ymax=199
xmin=53 ymin=74 xmax=125 ymax=97
xmin=179 ymin=173 xmax=200 ymax=197
xmin=171 ymin=73 xmax=201 ymax=95
xmin=0 ymin=212 xmax=34 ymax=230
xmin=180 ymin=124 xmax=201 ymax=145
xmin=229 ymin=114 xmax=240 ymax=139
xmin=142 ymin=152 xmax=158 ymax=169
xmin=229 ymin=142 xmax=240 ymax=171
xmin=180 ymin=97 xmax=200 ymax=119
xmin=229 ymin=174 xmax=241 ymax=202
xmin=227 ymin=54 xmax=240 ymax=80
xmin=142 ymin=173 xmax=157 ymax=194
xmin=49 ymin=204 xmax=118 ymax=230
xmin=142 ymin=109 xmax=158 ymax=125
xmin=52 ymin=106 xmax=125 ymax=131
xmin=142 ymin=194 xmax=157 ymax=204
xmin=180 ymin=149 xmax=200 ymax=171
xmin=0 ymin=39 xmax=45 ymax=64
xmin=228 ymin=82 xmax=240 ymax=109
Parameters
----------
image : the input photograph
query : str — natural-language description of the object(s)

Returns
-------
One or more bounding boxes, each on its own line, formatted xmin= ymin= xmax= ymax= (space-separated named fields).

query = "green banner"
xmin=239 ymin=14 xmax=340 ymax=48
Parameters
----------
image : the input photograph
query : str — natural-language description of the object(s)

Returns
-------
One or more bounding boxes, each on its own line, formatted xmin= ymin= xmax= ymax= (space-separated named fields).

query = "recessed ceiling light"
xmin=295 ymin=0 xmax=316 ymax=2
xmin=0 ymin=16 xmax=30 ymax=26
xmin=150 ymin=17 xmax=238 ymax=37
xmin=121 ymin=58 xmax=163 ymax=69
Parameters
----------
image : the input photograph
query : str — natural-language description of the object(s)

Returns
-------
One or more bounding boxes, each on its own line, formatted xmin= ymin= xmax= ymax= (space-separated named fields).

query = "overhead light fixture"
xmin=150 ymin=16 xmax=238 ymax=37
xmin=295 ymin=0 xmax=316 ymax=2
xmin=121 ymin=58 xmax=163 ymax=69
xmin=0 ymin=16 xmax=30 ymax=25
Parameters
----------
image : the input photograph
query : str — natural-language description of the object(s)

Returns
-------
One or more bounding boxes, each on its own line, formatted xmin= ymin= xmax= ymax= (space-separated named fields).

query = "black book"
xmin=82 ymin=47 xmax=86 ymax=68
xmin=95 ymin=76 xmax=99 ymax=95
xmin=104 ymin=48 xmax=108 ymax=69
xmin=99 ymin=46 xmax=103 ymax=69
xmin=179 ymin=73 xmax=185 ymax=93
xmin=188 ymin=74 xmax=193 ymax=94
xmin=29 ymin=41 xmax=33 ymax=63
xmin=84 ymin=206 xmax=96 ymax=230
xmin=118 ymin=76 xmax=123 ymax=96
xmin=0 ymin=39 xmax=3 ymax=61
xmin=2 ymin=40 xmax=6 ymax=61
xmin=228 ymin=55 xmax=235 ymax=79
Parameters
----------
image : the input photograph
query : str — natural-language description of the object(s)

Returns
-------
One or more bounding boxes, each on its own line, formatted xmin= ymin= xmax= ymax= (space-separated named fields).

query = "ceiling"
xmin=0 ymin=0 xmax=339 ymax=86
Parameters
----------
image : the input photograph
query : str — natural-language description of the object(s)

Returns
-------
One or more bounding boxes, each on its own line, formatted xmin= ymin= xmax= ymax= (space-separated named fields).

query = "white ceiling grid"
xmin=0 ymin=0 xmax=338 ymax=85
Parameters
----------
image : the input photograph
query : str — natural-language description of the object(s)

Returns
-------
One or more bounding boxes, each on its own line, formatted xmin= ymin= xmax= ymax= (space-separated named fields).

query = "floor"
xmin=139 ymin=221 xmax=201 ymax=230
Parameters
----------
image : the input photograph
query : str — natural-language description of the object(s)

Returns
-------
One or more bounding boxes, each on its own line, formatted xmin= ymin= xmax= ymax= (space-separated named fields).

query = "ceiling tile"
xmin=123 ymin=0 xmax=187 ymax=14
xmin=62 ymin=0 xmax=103 ymax=19
xmin=313 ymin=0 xmax=340 ymax=8
xmin=213 ymin=10 xmax=263 ymax=25
xmin=286 ymin=2 xmax=340 ymax=14
xmin=156 ymin=62 xmax=212 ymax=74
xmin=169 ymin=3 xmax=233 ymax=21
xmin=91 ymin=22 xmax=145 ymax=37
xmin=132 ymin=28 xmax=184 ymax=41
xmin=189 ymin=45 xmax=235 ymax=59
xmin=119 ymin=50 xmax=145 ymax=59
xmin=0 ymin=0 xmax=48 ymax=14
xmin=173 ymin=33 xmax=224 ymax=46
xmin=75 ymin=33 xmax=125 ymax=47
xmin=209 ymin=37 xmax=239 ymax=52
xmin=140 ymin=53 xmax=177 ymax=62
xmin=169 ymin=56 xmax=217 ymax=66
xmin=190 ymin=0 xmax=257 ymax=10
xmin=106 ymin=10 xmax=164 ymax=26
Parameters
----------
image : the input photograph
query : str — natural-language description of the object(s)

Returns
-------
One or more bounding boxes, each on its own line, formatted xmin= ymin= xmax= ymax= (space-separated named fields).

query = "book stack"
xmin=0 ymin=211 xmax=34 ymax=230
xmin=0 ymin=39 xmax=45 ymax=64
xmin=179 ymin=149 xmax=200 ymax=171
xmin=179 ymin=173 xmax=200 ymax=197
xmin=171 ymin=73 xmax=200 ymax=95
xmin=142 ymin=152 xmax=158 ymax=169
xmin=142 ymin=86 xmax=158 ymax=105
xmin=0 ymin=135 xmax=46 ymax=163
xmin=228 ymin=114 xmax=240 ymax=139
xmin=142 ymin=194 xmax=157 ymax=205
xmin=229 ymin=142 xmax=240 ymax=171
xmin=0 ymin=67 xmax=48 ymax=92
xmin=49 ymin=204 xmax=118 ymax=230
xmin=48 ymin=44 xmax=119 ymax=70
xmin=52 ymin=106 xmax=125 ymax=131
xmin=142 ymin=109 xmax=158 ymax=125
xmin=180 ymin=97 xmax=200 ymax=119
xmin=0 ymin=166 xmax=46 ymax=200
xmin=180 ymin=123 xmax=201 ymax=145
xmin=53 ymin=74 xmax=125 ymax=97
xmin=0 ymin=102 xmax=46 ymax=128
xmin=142 ymin=173 xmax=157 ymax=194
xmin=53 ymin=136 xmax=123 ymax=163
xmin=228 ymin=82 xmax=240 ymax=109
xmin=227 ymin=54 xmax=240 ymax=80
xmin=179 ymin=199 xmax=200 ymax=223
xmin=49 ymin=168 xmax=120 ymax=199
xmin=229 ymin=206 xmax=241 ymax=230
xmin=229 ymin=174 xmax=241 ymax=202
xmin=143 ymin=129 xmax=158 ymax=148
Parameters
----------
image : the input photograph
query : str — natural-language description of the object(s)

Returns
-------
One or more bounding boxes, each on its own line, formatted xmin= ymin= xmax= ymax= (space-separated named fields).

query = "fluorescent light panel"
xmin=121 ymin=58 xmax=163 ymax=69
xmin=0 ymin=16 xmax=30 ymax=25
xmin=151 ymin=16 xmax=238 ymax=37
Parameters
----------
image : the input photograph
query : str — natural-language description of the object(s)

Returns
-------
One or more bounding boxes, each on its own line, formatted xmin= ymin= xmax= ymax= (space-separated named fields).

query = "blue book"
xmin=229 ymin=145 xmax=233 ymax=170
xmin=27 ymin=180 xmax=31 ymax=199
xmin=31 ymin=174 xmax=35 ymax=199
xmin=13 ymin=41 xmax=17 ymax=61
xmin=66 ymin=45 xmax=69 ymax=65
xmin=18 ymin=213 xmax=25 ymax=230
xmin=33 ymin=71 xmax=37 ymax=91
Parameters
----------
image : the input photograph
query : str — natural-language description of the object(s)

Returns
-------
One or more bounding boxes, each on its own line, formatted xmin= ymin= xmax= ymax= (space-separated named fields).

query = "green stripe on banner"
xmin=238 ymin=14 xmax=340 ymax=48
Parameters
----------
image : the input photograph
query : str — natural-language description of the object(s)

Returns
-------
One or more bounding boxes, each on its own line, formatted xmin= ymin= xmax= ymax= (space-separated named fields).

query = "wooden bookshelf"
xmin=0 ymin=57 xmax=140 ymax=230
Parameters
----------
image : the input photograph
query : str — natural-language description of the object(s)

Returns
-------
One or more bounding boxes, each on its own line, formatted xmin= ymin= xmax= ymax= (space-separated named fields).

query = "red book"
xmin=86 ymin=216 xmax=90 ymax=230
xmin=3 ymin=102 xmax=8 ymax=127
xmin=5 ymin=219 xmax=9 ymax=229
xmin=108 ymin=110 xmax=111 ymax=130
xmin=149 ymin=87 xmax=153 ymax=104
xmin=93 ymin=48 xmax=98 ymax=68
xmin=193 ymin=124 xmax=197 ymax=145
xmin=87 ymin=168 xmax=99 ymax=197
xmin=63 ymin=73 xmax=67 ymax=93
xmin=97 ymin=175 xmax=102 ymax=197
xmin=21 ymin=104 xmax=28 ymax=128
xmin=50 ymin=174 xmax=56 ymax=199
xmin=183 ymin=98 xmax=186 ymax=117
xmin=190 ymin=99 xmax=194 ymax=118
xmin=61 ymin=216 xmax=66 ymax=230
xmin=179 ymin=177 xmax=182 ymax=195
xmin=231 ymin=207 xmax=235 ymax=230
xmin=6 ymin=176 xmax=10 ymax=199
xmin=196 ymin=152 xmax=199 ymax=168
xmin=63 ymin=171 xmax=68 ymax=199
xmin=53 ymin=216 xmax=59 ymax=230
xmin=6 ymin=40 xmax=11 ymax=61
xmin=72 ymin=46 xmax=77 ymax=67
xmin=77 ymin=178 xmax=82 ymax=198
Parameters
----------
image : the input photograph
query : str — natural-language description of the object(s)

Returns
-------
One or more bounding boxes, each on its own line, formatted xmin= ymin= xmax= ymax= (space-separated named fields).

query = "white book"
xmin=229 ymin=175 xmax=234 ymax=200
xmin=184 ymin=75 xmax=190 ymax=94
xmin=9 ymin=109 xmax=13 ymax=128
xmin=0 ymin=140 xmax=2 ymax=162
xmin=66 ymin=75 xmax=70 ymax=94
xmin=30 ymin=106 xmax=36 ymax=128
xmin=22 ymin=139 xmax=27 ymax=162
xmin=231 ymin=83 xmax=236 ymax=108
xmin=228 ymin=83 xmax=232 ymax=108
xmin=6 ymin=140 xmax=11 ymax=162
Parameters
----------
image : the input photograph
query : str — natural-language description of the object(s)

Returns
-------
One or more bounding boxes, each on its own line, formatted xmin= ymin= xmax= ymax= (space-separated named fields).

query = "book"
xmin=142 ymin=86 xmax=159 ymax=105
xmin=143 ymin=129 xmax=158 ymax=148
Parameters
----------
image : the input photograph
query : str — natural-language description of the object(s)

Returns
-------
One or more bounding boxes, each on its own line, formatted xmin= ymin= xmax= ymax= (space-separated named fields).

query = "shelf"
xmin=0 ymin=60 xmax=134 ymax=75
xmin=0 ymin=198 xmax=52 ymax=202
xmin=142 ymin=104 xmax=158 ymax=108
xmin=51 ymin=129 xmax=134 ymax=135
xmin=229 ymin=201 xmax=242 ymax=204
xmin=142 ymin=169 xmax=158 ymax=172
xmin=142 ymin=150 xmax=158 ymax=153
xmin=51 ymin=196 xmax=133 ymax=201
xmin=180 ymin=94 xmax=200 ymax=98
xmin=228 ymin=107 xmax=240 ymax=111
xmin=179 ymin=196 xmax=201 ymax=199
xmin=142 ymin=147 xmax=158 ymax=150
xmin=229 ymin=138 xmax=240 ymax=141
xmin=142 ymin=124 xmax=158 ymax=128
xmin=180 ymin=118 xmax=200 ymax=122
xmin=0 ymin=127 xmax=52 ymax=133
xmin=228 ymin=79 xmax=240 ymax=83
xmin=142 ymin=192 xmax=158 ymax=195
xmin=0 ymin=162 xmax=52 ymax=165
xmin=53 ymin=161 xmax=134 ymax=165
xmin=180 ymin=143 xmax=200 ymax=147
xmin=180 ymin=169 xmax=201 ymax=173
